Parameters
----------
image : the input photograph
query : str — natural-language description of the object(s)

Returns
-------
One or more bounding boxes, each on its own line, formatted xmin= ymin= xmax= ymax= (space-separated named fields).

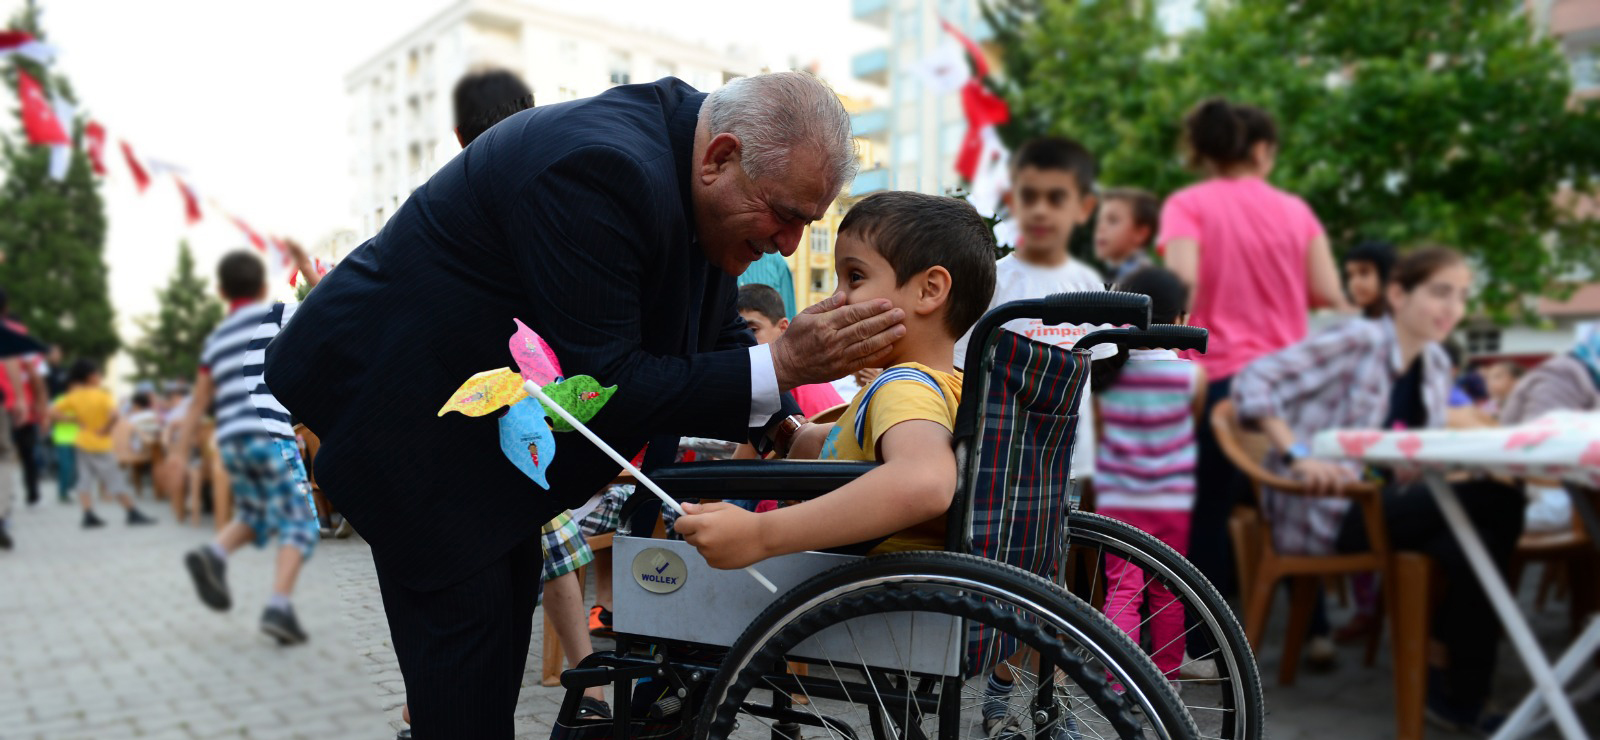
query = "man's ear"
xmin=454 ymin=127 xmax=465 ymax=149
xmin=913 ymin=266 xmax=953 ymax=317
xmin=700 ymin=132 xmax=741 ymax=185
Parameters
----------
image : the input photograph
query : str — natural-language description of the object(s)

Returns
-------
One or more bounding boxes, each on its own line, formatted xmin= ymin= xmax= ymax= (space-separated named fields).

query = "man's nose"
xmin=775 ymin=223 xmax=804 ymax=256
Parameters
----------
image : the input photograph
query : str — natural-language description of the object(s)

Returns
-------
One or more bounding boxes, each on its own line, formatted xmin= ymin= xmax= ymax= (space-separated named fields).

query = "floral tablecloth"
xmin=1311 ymin=411 xmax=1600 ymax=487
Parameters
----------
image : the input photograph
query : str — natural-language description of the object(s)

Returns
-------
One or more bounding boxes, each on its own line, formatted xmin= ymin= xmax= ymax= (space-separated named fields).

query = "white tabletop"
xmin=1311 ymin=411 xmax=1600 ymax=487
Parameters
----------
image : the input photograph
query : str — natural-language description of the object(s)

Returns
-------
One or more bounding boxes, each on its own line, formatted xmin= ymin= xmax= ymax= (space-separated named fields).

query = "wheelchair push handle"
xmin=961 ymin=292 xmax=1150 ymax=374
xmin=1077 ymin=324 xmax=1209 ymax=355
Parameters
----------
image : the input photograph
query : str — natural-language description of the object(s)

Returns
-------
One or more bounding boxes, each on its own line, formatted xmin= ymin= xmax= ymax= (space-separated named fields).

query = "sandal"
xmin=577 ymin=697 xmax=613 ymax=720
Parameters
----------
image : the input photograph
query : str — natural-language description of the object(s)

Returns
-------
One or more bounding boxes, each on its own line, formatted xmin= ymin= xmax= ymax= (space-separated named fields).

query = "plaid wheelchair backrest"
xmin=957 ymin=330 xmax=1091 ymax=674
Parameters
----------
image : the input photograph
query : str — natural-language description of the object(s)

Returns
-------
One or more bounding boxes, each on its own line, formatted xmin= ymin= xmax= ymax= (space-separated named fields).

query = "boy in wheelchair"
xmin=675 ymin=190 xmax=997 ymax=567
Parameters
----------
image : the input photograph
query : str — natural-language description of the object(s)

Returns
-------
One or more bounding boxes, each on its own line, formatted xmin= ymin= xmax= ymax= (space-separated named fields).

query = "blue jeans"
xmin=54 ymin=444 xmax=76 ymax=500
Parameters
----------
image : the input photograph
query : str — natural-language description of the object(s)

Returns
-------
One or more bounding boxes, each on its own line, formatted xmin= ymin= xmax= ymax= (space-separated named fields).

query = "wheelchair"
xmin=553 ymin=293 xmax=1222 ymax=740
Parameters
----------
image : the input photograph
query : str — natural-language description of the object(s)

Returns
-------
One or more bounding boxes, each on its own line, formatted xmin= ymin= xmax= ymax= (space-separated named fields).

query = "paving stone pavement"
xmin=6 ymin=490 xmax=1598 ymax=739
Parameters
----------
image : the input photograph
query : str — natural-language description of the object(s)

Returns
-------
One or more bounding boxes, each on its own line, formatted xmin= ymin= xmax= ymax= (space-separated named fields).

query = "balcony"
xmin=851 ymin=167 xmax=889 ymax=195
xmin=852 ymin=48 xmax=889 ymax=86
xmin=852 ymin=0 xmax=887 ymax=28
xmin=851 ymin=108 xmax=889 ymax=142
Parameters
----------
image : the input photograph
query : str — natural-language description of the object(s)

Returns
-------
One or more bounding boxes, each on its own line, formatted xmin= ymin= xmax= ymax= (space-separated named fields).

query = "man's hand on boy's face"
xmin=676 ymin=501 xmax=770 ymax=570
xmin=772 ymin=293 xmax=905 ymax=391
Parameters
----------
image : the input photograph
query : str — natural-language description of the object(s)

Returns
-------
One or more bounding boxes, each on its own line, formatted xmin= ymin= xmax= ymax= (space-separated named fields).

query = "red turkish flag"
xmin=231 ymin=216 xmax=267 ymax=251
xmin=17 ymin=69 xmax=68 ymax=146
xmin=120 ymin=141 xmax=150 ymax=191
xmin=84 ymin=121 xmax=107 ymax=174
xmin=175 ymin=178 xmax=202 ymax=224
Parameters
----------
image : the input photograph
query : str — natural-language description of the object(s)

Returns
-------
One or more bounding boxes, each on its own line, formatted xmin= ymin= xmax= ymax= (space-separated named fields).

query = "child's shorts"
xmin=540 ymin=511 xmax=592 ymax=583
xmin=219 ymin=434 xmax=319 ymax=559
xmin=75 ymin=450 xmax=131 ymax=497
xmin=579 ymin=484 xmax=631 ymax=537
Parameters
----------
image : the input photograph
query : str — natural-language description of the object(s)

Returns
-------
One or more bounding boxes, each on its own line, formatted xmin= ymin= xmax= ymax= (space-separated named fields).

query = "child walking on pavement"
xmin=163 ymin=250 xmax=318 ymax=645
xmin=52 ymin=359 xmax=157 ymax=528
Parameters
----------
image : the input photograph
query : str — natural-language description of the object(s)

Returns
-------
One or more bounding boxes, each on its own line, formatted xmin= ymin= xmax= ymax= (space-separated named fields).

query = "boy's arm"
xmin=676 ymin=420 xmax=956 ymax=569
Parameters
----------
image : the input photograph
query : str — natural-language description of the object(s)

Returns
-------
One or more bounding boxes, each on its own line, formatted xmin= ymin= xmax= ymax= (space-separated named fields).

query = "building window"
xmin=810 ymin=268 xmax=827 ymax=294
xmin=941 ymin=123 xmax=964 ymax=155
xmin=1573 ymin=46 xmax=1599 ymax=92
xmin=810 ymin=225 xmax=832 ymax=254
xmin=896 ymin=133 xmax=921 ymax=164
xmin=408 ymin=142 xmax=422 ymax=172
xmin=1465 ymin=327 xmax=1501 ymax=356
xmin=608 ymin=50 xmax=631 ymax=86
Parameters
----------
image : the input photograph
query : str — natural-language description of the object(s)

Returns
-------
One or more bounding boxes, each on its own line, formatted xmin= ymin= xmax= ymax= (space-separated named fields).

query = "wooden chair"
xmin=1212 ymin=400 xmax=1432 ymax=740
xmin=1510 ymin=498 xmax=1596 ymax=636
xmin=292 ymin=424 xmax=336 ymax=531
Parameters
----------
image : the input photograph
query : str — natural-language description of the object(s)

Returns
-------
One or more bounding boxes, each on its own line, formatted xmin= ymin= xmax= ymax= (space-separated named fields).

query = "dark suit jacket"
xmin=266 ymin=79 xmax=795 ymax=591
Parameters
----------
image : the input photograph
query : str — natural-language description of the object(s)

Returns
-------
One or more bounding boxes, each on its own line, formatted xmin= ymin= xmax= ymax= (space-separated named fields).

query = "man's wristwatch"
xmin=1280 ymin=442 xmax=1311 ymax=467
xmin=766 ymin=414 xmax=809 ymax=459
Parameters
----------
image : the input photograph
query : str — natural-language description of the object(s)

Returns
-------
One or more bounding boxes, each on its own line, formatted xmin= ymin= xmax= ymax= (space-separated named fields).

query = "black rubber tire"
xmin=695 ymin=551 xmax=1199 ymax=740
xmin=1066 ymin=511 xmax=1266 ymax=740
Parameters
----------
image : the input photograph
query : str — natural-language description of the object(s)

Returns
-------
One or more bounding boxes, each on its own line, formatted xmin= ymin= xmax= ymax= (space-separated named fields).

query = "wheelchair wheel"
xmin=696 ymin=552 xmax=1197 ymax=740
xmin=1064 ymin=512 xmax=1265 ymax=740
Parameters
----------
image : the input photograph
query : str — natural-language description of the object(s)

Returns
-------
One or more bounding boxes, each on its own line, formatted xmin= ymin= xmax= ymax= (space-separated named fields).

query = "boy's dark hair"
xmin=68 ymin=358 xmax=98 ymax=385
xmin=1010 ymin=136 xmax=1097 ymax=196
xmin=1118 ymin=266 xmax=1190 ymax=325
xmin=1183 ymin=97 xmax=1278 ymax=171
xmin=218 ymin=250 xmax=266 ymax=301
xmin=132 ymin=392 xmax=153 ymax=410
xmin=838 ymin=191 xmax=997 ymax=338
xmin=453 ymin=68 xmax=534 ymax=146
xmin=1101 ymin=188 xmax=1160 ymax=246
xmin=736 ymin=284 xmax=786 ymax=325
xmin=1344 ymin=240 xmax=1397 ymax=284
xmin=1093 ymin=266 xmax=1191 ymax=392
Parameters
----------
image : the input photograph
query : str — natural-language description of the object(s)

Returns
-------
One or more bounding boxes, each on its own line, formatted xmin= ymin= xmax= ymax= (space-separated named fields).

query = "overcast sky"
xmin=1 ymin=0 xmax=881 ymax=376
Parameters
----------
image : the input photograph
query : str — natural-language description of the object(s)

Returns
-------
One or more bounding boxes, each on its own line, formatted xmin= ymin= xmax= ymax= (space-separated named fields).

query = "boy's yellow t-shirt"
xmin=820 ymin=362 xmax=963 ymax=552
xmin=53 ymin=387 xmax=116 ymax=453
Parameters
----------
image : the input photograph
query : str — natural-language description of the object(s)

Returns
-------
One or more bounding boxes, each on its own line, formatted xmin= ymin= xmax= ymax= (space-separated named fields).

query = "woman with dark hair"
xmin=1159 ymin=98 xmax=1352 ymax=669
xmin=1232 ymin=247 xmax=1522 ymax=732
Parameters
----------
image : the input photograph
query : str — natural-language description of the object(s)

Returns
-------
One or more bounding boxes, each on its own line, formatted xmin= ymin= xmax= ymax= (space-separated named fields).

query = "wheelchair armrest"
xmin=616 ymin=460 xmax=879 ymax=536
xmin=649 ymin=460 xmax=879 ymax=498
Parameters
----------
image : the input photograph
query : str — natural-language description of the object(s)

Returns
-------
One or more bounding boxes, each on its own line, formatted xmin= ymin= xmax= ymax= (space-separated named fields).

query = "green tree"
xmin=0 ymin=1 xmax=118 ymax=359
xmin=126 ymin=241 xmax=223 ymax=383
xmin=989 ymin=0 xmax=1600 ymax=313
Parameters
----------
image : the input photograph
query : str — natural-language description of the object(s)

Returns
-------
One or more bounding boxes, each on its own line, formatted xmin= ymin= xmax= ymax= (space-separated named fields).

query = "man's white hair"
xmin=702 ymin=71 xmax=859 ymax=189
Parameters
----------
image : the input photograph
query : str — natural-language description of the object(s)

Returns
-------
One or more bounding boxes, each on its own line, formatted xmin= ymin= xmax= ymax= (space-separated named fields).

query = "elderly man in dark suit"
xmin=261 ymin=72 xmax=903 ymax=737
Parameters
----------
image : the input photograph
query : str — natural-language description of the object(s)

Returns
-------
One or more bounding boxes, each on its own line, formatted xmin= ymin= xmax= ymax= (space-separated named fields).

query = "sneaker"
xmin=1177 ymin=652 xmax=1220 ymax=683
xmin=82 ymin=510 xmax=105 ymax=528
xmin=184 ymin=547 xmax=232 ymax=611
xmin=1306 ymin=635 xmax=1337 ymax=671
xmin=984 ymin=714 xmax=1025 ymax=740
xmin=333 ymin=518 xmax=355 ymax=539
xmin=1425 ymin=697 xmax=1504 ymax=736
xmin=261 ymin=606 xmax=309 ymax=645
xmin=983 ymin=714 xmax=1079 ymax=740
xmin=0 ymin=525 xmax=12 ymax=550
xmin=126 ymin=508 xmax=157 ymax=526
xmin=588 ymin=605 xmax=613 ymax=634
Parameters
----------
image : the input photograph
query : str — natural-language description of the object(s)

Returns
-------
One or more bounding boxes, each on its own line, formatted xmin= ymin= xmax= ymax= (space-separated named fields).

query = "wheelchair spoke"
xmin=843 ymin=620 xmax=901 ymax=740
xmin=758 ymin=675 xmax=846 ymax=740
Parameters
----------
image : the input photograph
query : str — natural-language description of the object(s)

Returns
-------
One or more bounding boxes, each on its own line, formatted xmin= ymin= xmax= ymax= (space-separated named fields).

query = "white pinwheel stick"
xmin=522 ymin=380 xmax=778 ymax=593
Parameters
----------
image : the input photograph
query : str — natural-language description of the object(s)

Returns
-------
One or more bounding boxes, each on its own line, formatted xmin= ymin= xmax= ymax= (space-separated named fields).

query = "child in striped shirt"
xmin=1094 ymin=267 xmax=1205 ymax=684
xmin=165 ymin=249 xmax=319 ymax=645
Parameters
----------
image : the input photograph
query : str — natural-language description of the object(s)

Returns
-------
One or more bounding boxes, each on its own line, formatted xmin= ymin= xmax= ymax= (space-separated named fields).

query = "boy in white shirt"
xmin=954 ymin=136 xmax=1110 ymax=485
